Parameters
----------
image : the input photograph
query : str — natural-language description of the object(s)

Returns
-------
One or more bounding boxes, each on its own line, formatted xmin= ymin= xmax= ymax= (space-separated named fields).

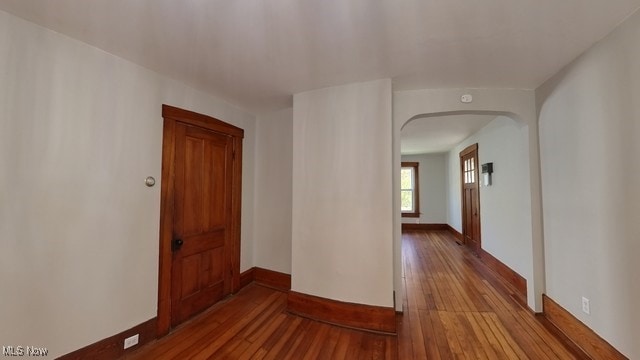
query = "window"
xmin=401 ymin=162 xmax=420 ymax=217
xmin=463 ymin=157 xmax=475 ymax=184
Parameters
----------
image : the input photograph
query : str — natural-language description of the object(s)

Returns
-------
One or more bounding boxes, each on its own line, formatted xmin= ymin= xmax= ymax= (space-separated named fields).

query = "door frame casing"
xmin=157 ymin=104 xmax=244 ymax=336
xmin=459 ymin=143 xmax=481 ymax=252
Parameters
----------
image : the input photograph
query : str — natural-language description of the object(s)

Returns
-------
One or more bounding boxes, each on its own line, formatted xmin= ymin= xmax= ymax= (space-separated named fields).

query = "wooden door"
xmin=170 ymin=123 xmax=232 ymax=326
xmin=158 ymin=105 xmax=243 ymax=335
xmin=460 ymin=144 xmax=481 ymax=255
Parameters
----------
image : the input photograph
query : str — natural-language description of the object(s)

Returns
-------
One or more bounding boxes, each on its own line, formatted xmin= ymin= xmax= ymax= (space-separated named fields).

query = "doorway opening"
xmin=396 ymin=109 xmax=539 ymax=311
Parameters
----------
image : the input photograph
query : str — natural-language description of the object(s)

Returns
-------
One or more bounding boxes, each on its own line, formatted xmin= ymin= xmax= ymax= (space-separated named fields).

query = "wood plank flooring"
xmin=125 ymin=284 xmax=395 ymax=359
xmin=126 ymin=230 xmax=578 ymax=359
xmin=399 ymin=230 xmax=580 ymax=360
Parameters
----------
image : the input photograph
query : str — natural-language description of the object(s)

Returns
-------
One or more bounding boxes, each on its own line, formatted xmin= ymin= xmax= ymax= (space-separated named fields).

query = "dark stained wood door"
xmin=157 ymin=105 xmax=244 ymax=336
xmin=170 ymin=123 xmax=233 ymax=326
xmin=460 ymin=144 xmax=481 ymax=255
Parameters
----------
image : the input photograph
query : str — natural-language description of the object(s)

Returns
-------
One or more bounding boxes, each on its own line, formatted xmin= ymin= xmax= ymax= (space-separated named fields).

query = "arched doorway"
xmin=400 ymin=112 xmax=530 ymax=301
xmin=391 ymin=89 xmax=545 ymax=313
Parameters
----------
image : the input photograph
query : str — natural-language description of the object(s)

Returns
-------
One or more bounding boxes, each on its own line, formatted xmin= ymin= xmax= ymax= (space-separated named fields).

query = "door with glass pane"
xmin=460 ymin=144 xmax=481 ymax=254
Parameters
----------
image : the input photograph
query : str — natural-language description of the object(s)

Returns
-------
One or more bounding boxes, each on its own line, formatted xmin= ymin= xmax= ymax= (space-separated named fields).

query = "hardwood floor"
xmin=125 ymin=284 xmax=395 ymax=359
xmin=399 ymin=230 xmax=580 ymax=359
xmin=126 ymin=230 xmax=579 ymax=359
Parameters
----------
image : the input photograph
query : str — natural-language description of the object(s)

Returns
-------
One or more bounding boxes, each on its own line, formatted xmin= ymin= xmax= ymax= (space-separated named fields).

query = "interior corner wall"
xmin=536 ymin=8 xmax=640 ymax=358
xmin=445 ymin=117 xmax=533 ymax=283
xmin=400 ymin=153 xmax=447 ymax=224
xmin=254 ymin=108 xmax=293 ymax=274
xmin=0 ymin=10 xmax=256 ymax=358
xmin=292 ymin=79 xmax=394 ymax=307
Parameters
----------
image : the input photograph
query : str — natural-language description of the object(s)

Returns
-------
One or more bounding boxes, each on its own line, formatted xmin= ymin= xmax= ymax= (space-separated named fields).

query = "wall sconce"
xmin=481 ymin=163 xmax=493 ymax=186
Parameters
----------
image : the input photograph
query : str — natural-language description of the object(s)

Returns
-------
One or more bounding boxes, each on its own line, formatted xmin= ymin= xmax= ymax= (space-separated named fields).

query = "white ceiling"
xmin=401 ymin=114 xmax=495 ymax=155
xmin=1 ymin=0 xmax=639 ymax=113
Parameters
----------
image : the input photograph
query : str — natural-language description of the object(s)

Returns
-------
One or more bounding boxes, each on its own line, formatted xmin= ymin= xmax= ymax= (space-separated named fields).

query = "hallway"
xmin=398 ymin=230 xmax=578 ymax=359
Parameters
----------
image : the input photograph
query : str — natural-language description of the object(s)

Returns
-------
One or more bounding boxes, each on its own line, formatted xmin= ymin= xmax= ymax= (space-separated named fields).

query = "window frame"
xmin=401 ymin=162 xmax=420 ymax=218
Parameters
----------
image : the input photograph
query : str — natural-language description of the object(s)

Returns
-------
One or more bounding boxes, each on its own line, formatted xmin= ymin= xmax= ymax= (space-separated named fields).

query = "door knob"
xmin=172 ymin=239 xmax=184 ymax=251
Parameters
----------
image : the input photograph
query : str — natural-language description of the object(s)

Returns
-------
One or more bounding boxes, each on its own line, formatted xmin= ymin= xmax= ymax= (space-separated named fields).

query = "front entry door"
xmin=460 ymin=144 xmax=481 ymax=255
xmin=170 ymin=123 xmax=233 ymax=326
xmin=157 ymin=105 xmax=244 ymax=335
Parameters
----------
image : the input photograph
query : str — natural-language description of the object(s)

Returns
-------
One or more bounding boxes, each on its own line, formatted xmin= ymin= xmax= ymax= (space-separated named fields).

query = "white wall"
xmin=445 ymin=116 xmax=532 ymax=282
xmin=254 ymin=108 xmax=293 ymax=274
xmin=292 ymin=79 xmax=394 ymax=307
xmin=393 ymin=88 xmax=543 ymax=311
xmin=0 ymin=10 xmax=256 ymax=358
xmin=400 ymin=153 xmax=447 ymax=224
xmin=536 ymin=8 xmax=640 ymax=358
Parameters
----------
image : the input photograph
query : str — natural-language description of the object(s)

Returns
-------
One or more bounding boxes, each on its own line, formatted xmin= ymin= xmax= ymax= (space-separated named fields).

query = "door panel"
xmin=171 ymin=122 xmax=233 ymax=327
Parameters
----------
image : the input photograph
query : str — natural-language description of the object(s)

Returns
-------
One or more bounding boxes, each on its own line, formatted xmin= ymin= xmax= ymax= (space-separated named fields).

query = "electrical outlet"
xmin=581 ymin=297 xmax=590 ymax=315
xmin=124 ymin=334 xmax=139 ymax=349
